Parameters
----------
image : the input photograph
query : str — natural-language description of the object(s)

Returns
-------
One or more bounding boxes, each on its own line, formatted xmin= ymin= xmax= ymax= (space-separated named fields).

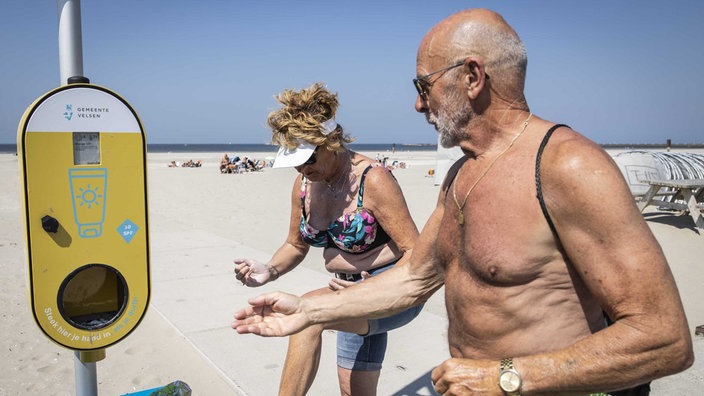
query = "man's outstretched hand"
xmin=231 ymin=291 xmax=311 ymax=337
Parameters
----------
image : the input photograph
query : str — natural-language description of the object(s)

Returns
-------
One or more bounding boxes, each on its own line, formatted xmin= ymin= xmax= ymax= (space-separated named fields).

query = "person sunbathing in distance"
xmin=220 ymin=154 xmax=231 ymax=173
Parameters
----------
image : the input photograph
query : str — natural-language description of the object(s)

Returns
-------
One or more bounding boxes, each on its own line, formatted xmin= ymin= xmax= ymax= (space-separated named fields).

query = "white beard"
xmin=427 ymin=85 xmax=472 ymax=149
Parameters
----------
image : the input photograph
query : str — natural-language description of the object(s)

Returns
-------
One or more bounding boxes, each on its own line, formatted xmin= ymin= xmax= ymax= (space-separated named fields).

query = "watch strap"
xmin=500 ymin=357 xmax=514 ymax=370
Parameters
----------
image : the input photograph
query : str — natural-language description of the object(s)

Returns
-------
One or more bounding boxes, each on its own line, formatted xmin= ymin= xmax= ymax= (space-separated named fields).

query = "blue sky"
xmin=2 ymin=1 xmax=703 ymax=145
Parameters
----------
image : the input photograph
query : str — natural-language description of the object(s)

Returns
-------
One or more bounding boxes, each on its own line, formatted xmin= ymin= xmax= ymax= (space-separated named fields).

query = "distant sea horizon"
xmin=2 ymin=142 xmax=703 ymax=154
xmin=1 ymin=143 xmax=436 ymax=154
xmin=143 ymin=143 xmax=437 ymax=154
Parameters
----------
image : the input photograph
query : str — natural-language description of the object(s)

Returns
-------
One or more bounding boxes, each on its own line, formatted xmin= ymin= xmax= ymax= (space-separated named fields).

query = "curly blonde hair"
xmin=267 ymin=82 xmax=354 ymax=153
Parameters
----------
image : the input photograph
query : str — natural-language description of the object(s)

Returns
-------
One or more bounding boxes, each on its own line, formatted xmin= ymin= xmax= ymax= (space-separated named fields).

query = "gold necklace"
xmin=452 ymin=113 xmax=532 ymax=225
xmin=324 ymin=151 xmax=352 ymax=198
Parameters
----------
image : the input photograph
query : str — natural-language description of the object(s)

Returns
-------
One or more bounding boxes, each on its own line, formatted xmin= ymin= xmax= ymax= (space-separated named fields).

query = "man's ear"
xmin=463 ymin=58 xmax=488 ymax=100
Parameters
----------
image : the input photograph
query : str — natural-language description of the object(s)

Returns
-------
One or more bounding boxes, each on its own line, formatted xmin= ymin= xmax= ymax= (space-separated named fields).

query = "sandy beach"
xmin=1 ymin=148 xmax=702 ymax=395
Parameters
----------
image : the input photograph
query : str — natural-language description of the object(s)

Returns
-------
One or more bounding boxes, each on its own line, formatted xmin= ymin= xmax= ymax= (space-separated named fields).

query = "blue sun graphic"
xmin=76 ymin=184 xmax=103 ymax=209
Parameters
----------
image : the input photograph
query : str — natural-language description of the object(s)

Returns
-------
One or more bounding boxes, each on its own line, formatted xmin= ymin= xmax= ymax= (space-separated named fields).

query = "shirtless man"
xmin=233 ymin=9 xmax=693 ymax=395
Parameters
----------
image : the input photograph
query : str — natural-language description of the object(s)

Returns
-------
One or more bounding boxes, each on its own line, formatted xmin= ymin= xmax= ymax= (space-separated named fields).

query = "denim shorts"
xmin=335 ymin=261 xmax=424 ymax=371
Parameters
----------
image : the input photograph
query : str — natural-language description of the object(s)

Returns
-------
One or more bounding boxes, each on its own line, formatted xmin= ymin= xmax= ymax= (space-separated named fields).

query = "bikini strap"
xmin=300 ymin=176 xmax=308 ymax=219
xmin=535 ymin=124 xmax=569 ymax=236
xmin=357 ymin=164 xmax=377 ymax=207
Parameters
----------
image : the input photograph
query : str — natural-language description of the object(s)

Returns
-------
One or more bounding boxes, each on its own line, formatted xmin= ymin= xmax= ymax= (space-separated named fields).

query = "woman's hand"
xmin=328 ymin=271 xmax=371 ymax=291
xmin=234 ymin=258 xmax=274 ymax=287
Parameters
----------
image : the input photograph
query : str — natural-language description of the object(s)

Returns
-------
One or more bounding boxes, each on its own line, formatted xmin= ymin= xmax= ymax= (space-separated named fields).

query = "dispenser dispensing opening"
xmin=58 ymin=264 xmax=127 ymax=330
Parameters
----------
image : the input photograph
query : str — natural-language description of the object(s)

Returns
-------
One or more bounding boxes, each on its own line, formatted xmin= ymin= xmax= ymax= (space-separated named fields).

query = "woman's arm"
xmin=234 ymin=175 xmax=310 ymax=286
xmin=232 ymin=168 xmax=452 ymax=335
xmin=361 ymin=165 xmax=419 ymax=255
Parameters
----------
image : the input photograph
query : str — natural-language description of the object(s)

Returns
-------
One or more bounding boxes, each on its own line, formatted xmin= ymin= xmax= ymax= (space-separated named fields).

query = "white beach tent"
xmin=612 ymin=150 xmax=704 ymax=196
xmin=612 ymin=151 xmax=669 ymax=196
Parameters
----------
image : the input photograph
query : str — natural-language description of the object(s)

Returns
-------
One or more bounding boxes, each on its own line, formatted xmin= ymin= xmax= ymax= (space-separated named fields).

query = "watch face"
xmin=499 ymin=370 xmax=521 ymax=392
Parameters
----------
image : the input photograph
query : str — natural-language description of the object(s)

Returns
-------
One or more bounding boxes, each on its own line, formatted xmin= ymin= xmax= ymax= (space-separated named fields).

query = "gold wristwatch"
xmin=498 ymin=357 xmax=522 ymax=395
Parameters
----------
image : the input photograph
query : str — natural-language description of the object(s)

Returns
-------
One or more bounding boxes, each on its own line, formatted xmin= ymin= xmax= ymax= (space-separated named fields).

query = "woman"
xmin=234 ymin=82 xmax=422 ymax=396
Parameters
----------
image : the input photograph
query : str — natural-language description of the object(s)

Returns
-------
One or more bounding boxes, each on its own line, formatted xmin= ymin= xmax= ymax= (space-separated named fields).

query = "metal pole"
xmin=58 ymin=4 xmax=98 ymax=392
xmin=74 ymin=351 xmax=98 ymax=396
xmin=73 ymin=350 xmax=105 ymax=396
xmin=56 ymin=1 xmax=101 ymax=392
xmin=57 ymin=0 xmax=84 ymax=84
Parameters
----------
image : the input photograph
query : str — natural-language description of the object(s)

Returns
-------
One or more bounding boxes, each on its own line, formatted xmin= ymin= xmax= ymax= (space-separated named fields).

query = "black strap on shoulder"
xmin=357 ymin=164 xmax=375 ymax=207
xmin=442 ymin=155 xmax=470 ymax=194
xmin=358 ymin=164 xmax=396 ymax=207
xmin=300 ymin=175 xmax=309 ymax=219
xmin=535 ymin=124 xmax=569 ymax=236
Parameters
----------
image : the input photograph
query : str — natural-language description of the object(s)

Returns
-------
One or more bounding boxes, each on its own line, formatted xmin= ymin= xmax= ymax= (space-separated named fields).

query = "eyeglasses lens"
xmin=413 ymin=79 xmax=428 ymax=102
xmin=412 ymin=61 xmax=465 ymax=102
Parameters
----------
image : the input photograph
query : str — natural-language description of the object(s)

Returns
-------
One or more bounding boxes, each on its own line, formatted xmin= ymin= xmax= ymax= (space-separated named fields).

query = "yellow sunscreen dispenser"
xmin=17 ymin=83 xmax=149 ymax=352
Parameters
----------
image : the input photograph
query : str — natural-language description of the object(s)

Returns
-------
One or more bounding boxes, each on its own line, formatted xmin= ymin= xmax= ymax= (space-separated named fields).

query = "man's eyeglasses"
xmin=302 ymin=146 xmax=319 ymax=166
xmin=413 ymin=61 xmax=465 ymax=103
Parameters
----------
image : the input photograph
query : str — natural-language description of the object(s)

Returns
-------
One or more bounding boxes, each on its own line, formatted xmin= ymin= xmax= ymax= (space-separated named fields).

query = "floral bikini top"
xmin=300 ymin=164 xmax=392 ymax=253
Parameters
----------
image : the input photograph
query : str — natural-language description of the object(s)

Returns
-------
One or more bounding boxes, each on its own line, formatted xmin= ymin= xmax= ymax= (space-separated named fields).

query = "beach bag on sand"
xmin=149 ymin=380 xmax=191 ymax=396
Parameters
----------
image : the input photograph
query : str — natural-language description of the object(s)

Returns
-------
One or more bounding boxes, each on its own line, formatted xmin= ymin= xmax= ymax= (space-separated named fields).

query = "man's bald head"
xmin=418 ymin=9 xmax=527 ymax=96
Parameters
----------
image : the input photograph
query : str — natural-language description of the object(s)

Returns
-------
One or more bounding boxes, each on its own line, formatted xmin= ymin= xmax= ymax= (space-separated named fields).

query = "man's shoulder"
xmin=538 ymin=128 xmax=627 ymax=207
xmin=539 ymin=127 xmax=608 ymax=170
